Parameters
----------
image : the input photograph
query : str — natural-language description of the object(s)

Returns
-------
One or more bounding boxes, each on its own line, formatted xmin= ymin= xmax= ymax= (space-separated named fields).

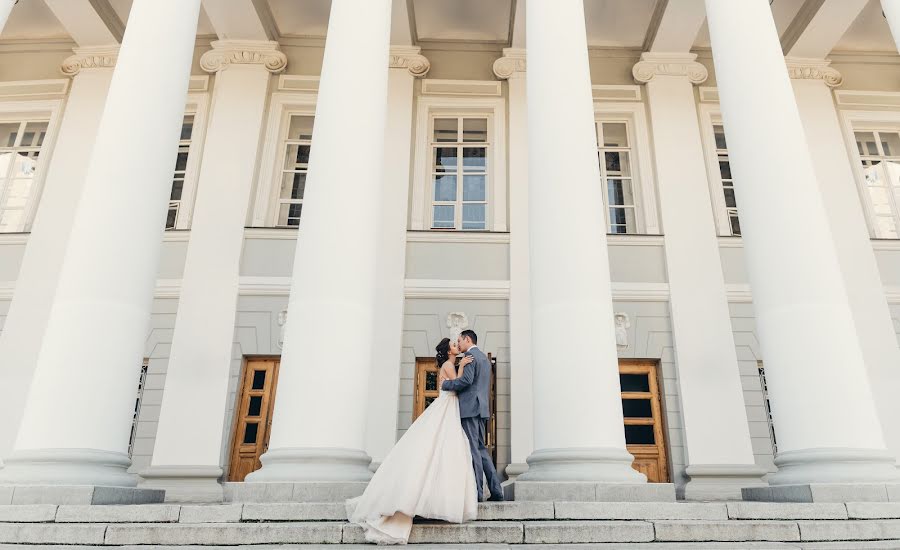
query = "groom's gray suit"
xmin=441 ymin=345 xmax=503 ymax=501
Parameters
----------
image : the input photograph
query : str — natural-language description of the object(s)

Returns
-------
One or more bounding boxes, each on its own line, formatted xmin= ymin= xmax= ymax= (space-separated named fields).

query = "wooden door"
xmin=619 ymin=360 xmax=670 ymax=483
xmin=228 ymin=358 xmax=280 ymax=482
xmin=414 ymin=355 xmax=497 ymax=464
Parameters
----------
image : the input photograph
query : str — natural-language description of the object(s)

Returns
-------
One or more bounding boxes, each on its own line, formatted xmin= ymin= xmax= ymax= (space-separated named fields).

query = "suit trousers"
xmin=461 ymin=416 xmax=503 ymax=501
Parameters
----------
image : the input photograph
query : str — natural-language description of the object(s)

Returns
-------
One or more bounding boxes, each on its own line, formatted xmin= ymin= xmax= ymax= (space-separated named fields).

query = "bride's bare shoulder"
xmin=440 ymin=360 xmax=455 ymax=377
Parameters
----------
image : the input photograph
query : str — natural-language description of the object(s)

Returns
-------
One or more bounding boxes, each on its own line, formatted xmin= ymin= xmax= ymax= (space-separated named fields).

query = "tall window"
xmin=713 ymin=124 xmax=740 ymax=236
xmin=276 ymin=115 xmax=314 ymax=227
xmin=430 ymin=116 xmax=488 ymax=230
xmin=166 ymin=115 xmax=194 ymax=230
xmin=0 ymin=120 xmax=48 ymax=233
xmin=854 ymin=130 xmax=900 ymax=238
xmin=596 ymin=120 xmax=638 ymax=234
xmin=128 ymin=360 xmax=149 ymax=458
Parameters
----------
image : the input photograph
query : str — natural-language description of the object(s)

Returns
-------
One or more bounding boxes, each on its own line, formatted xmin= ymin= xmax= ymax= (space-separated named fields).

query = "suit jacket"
xmin=441 ymin=346 xmax=491 ymax=419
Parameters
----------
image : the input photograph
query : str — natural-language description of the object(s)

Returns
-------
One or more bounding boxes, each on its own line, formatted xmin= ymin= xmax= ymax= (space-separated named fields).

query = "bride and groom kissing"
xmin=347 ymin=329 xmax=504 ymax=545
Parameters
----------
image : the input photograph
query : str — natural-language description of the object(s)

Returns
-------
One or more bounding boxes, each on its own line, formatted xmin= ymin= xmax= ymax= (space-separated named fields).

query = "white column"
xmin=139 ymin=41 xmax=286 ymax=501
xmin=0 ymin=0 xmax=201 ymax=486
xmin=882 ymin=0 xmax=900 ymax=52
xmin=0 ymin=50 xmax=116 ymax=468
xmin=365 ymin=46 xmax=429 ymax=465
xmin=789 ymin=58 xmax=900 ymax=468
xmin=704 ymin=0 xmax=898 ymax=486
xmin=633 ymin=53 xmax=766 ymax=500
xmin=0 ymin=0 xmax=14 ymax=35
xmin=517 ymin=0 xmax=643 ymax=483
xmin=493 ymin=49 xmax=533 ymax=480
xmin=247 ymin=0 xmax=391 ymax=482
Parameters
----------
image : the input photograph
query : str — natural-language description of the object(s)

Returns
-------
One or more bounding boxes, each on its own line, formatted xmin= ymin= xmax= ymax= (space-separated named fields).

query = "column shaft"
xmin=141 ymin=42 xmax=284 ymax=502
xmin=704 ymin=0 xmax=897 ymax=485
xmin=791 ymin=68 xmax=900 ymax=467
xmin=247 ymin=0 xmax=391 ymax=482
xmin=882 ymin=0 xmax=900 ymax=52
xmin=518 ymin=0 xmax=642 ymax=482
xmin=0 ymin=63 xmax=114 ymax=466
xmin=0 ymin=0 xmax=201 ymax=486
xmin=0 ymin=0 xmax=14 ymax=34
xmin=634 ymin=54 xmax=765 ymax=500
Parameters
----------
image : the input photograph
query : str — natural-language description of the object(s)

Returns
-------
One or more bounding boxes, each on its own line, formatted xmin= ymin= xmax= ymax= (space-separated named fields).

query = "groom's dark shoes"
xmin=487 ymin=493 xmax=505 ymax=502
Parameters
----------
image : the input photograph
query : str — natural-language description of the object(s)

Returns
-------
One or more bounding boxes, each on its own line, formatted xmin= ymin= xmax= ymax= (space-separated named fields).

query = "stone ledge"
xmin=744 ymin=484 xmax=891 ymax=503
xmin=223 ymin=482 xmax=366 ymax=503
xmin=342 ymin=521 xmax=524 ymax=545
xmin=0 ymin=504 xmax=57 ymax=522
xmin=798 ymin=519 xmax=900 ymax=542
xmin=555 ymin=501 xmax=728 ymax=520
xmin=514 ymin=481 xmax=675 ymax=502
xmin=104 ymin=522 xmax=343 ymax=545
xmin=0 ymin=523 xmax=107 ymax=545
xmin=847 ymin=502 xmax=900 ymax=519
xmin=241 ymin=502 xmax=347 ymax=522
xmin=179 ymin=504 xmax=243 ymax=523
xmin=653 ymin=520 xmax=801 ymax=543
xmin=476 ymin=501 xmax=554 ymax=521
xmin=0 ymin=485 xmax=164 ymax=505
xmin=523 ymin=520 xmax=654 ymax=544
xmin=726 ymin=502 xmax=848 ymax=520
xmin=56 ymin=504 xmax=180 ymax=523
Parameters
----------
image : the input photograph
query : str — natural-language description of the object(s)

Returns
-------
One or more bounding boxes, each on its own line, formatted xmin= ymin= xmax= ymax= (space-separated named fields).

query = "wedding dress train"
xmin=346 ymin=390 xmax=478 ymax=545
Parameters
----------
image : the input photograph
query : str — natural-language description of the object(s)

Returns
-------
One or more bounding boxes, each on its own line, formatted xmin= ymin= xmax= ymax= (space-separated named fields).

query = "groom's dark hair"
xmin=460 ymin=329 xmax=477 ymax=345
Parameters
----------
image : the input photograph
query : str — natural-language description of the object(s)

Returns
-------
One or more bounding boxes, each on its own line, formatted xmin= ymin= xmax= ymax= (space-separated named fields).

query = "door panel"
xmin=228 ymin=358 xmax=280 ymax=482
xmin=620 ymin=360 xmax=670 ymax=483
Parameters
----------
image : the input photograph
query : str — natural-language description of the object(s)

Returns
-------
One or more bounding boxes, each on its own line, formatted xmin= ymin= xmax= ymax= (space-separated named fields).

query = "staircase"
xmin=2 ymin=501 xmax=900 ymax=547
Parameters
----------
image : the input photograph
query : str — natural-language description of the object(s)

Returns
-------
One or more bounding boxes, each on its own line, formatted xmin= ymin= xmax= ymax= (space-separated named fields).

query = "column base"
xmin=0 ymin=449 xmax=137 ymax=487
xmin=517 ymin=447 xmax=647 ymax=482
xmin=244 ymin=447 xmax=373 ymax=483
xmin=743 ymin=483 xmax=900 ymax=503
xmin=682 ymin=463 xmax=769 ymax=501
xmin=139 ymin=466 xmax=223 ymax=503
xmin=502 ymin=463 xmax=529 ymax=500
xmin=768 ymin=448 xmax=900 ymax=486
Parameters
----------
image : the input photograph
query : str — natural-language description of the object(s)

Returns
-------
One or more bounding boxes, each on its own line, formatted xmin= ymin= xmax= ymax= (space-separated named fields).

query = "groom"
xmin=441 ymin=329 xmax=504 ymax=502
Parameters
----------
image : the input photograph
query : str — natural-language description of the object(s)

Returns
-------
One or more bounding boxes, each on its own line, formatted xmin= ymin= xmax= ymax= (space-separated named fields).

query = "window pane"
xmin=242 ymin=422 xmax=259 ymax=444
xmin=624 ymin=425 xmax=655 ymax=445
xmin=23 ymin=122 xmax=48 ymax=147
xmin=723 ymin=188 xmax=737 ymax=208
xmin=433 ymin=175 xmax=457 ymax=202
xmin=0 ymin=209 xmax=22 ymax=232
xmin=281 ymin=173 xmax=306 ymax=200
xmin=247 ymin=395 xmax=263 ymax=417
xmin=868 ymin=187 xmax=894 ymax=216
xmin=432 ymin=205 xmax=454 ymax=228
xmin=165 ymin=204 xmax=178 ymax=229
xmin=0 ymin=122 xmax=20 ymax=147
xmin=862 ymin=162 xmax=884 ymax=186
xmin=619 ymin=373 xmax=650 ymax=392
xmin=605 ymin=151 xmax=631 ymax=177
xmin=609 ymin=207 xmax=636 ymax=233
xmin=602 ymin=122 xmax=628 ymax=147
xmin=607 ymin=179 xmax=634 ymax=206
xmin=463 ymin=175 xmax=486 ymax=201
xmin=621 ymin=399 xmax=653 ymax=418
xmin=425 ymin=371 xmax=438 ymax=391
xmin=875 ymin=215 xmax=899 ymax=238
xmin=285 ymin=144 xmax=311 ymax=169
xmin=462 ymin=118 xmax=488 ymax=142
xmin=462 ymin=147 xmax=486 ymax=171
xmin=718 ymin=159 xmax=732 ymax=180
xmin=287 ymin=115 xmax=314 ymax=140
xmin=180 ymin=116 xmax=194 ymax=140
xmin=169 ymin=180 xmax=184 ymax=201
xmin=434 ymin=147 xmax=457 ymax=172
xmin=277 ymin=203 xmax=302 ymax=226
xmin=729 ymin=212 xmax=741 ymax=236
xmin=885 ymin=160 xmax=900 ymax=187
xmin=882 ymin=133 xmax=900 ymax=157
xmin=462 ymin=204 xmax=486 ymax=230
xmin=434 ymin=118 xmax=458 ymax=142
xmin=174 ymin=150 xmax=189 ymax=172
xmin=714 ymin=125 xmax=728 ymax=150
xmin=251 ymin=370 xmax=267 ymax=390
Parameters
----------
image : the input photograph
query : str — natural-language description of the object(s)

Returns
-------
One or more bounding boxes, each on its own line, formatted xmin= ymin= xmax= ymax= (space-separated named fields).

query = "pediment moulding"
xmin=60 ymin=46 xmax=120 ymax=77
xmin=632 ymin=52 xmax=708 ymax=85
xmin=200 ymin=40 xmax=287 ymax=74
xmin=389 ymin=46 xmax=431 ymax=78
xmin=785 ymin=57 xmax=843 ymax=88
xmin=492 ymin=48 xmax=526 ymax=80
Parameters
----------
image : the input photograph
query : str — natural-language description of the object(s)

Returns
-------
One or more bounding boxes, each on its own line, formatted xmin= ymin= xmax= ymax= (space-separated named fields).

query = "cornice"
xmin=785 ymin=57 xmax=843 ymax=88
xmin=492 ymin=47 xmax=526 ymax=80
xmin=200 ymin=40 xmax=287 ymax=74
xmin=632 ymin=52 xmax=708 ymax=85
xmin=60 ymin=46 xmax=119 ymax=77
xmin=389 ymin=46 xmax=431 ymax=78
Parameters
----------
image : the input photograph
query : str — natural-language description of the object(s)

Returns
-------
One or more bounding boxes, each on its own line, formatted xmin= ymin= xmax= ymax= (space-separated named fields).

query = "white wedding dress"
xmin=346 ymin=389 xmax=478 ymax=545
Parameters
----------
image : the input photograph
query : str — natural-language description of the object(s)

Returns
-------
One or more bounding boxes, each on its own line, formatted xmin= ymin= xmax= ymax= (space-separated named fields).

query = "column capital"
xmin=200 ymin=40 xmax=287 ymax=74
xmin=60 ymin=46 xmax=119 ymax=77
xmin=493 ymin=48 xmax=526 ymax=80
xmin=389 ymin=46 xmax=430 ymax=77
xmin=632 ymin=52 xmax=708 ymax=85
xmin=785 ymin=57 xmax=843 ymax=88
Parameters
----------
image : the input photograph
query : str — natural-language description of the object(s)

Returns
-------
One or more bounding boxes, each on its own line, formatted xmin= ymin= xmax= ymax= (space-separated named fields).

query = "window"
xmin=275 ymin=115 xmax=314 ymax=227
xmin=758 ymin=362 xmax=777 ymax=454
xmin=430 ymin=116 xmax=489 ymax=230
xmin=596 ymin=120 xmax=638 ymax=234
xmin=713 ymin=124 xmax=741 ymax=236
xmin=165 ymin=115 xmax=194 ymax=230
xmin=128 ymin=360 xmax=150 ymax=457
xmin=854 ymin=130 xmax=900 ymax=238
xmin=0 ymin=120 xmax=48 ymax=233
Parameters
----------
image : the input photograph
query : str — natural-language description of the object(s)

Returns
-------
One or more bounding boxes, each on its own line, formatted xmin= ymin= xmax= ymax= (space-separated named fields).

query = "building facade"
xmin=1 ymin=0 xmax=900 ymax=503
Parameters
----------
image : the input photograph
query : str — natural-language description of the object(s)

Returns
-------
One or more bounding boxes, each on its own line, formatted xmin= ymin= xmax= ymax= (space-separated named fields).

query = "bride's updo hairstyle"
xmin=435 ymin=337 xmax=451 ymax=366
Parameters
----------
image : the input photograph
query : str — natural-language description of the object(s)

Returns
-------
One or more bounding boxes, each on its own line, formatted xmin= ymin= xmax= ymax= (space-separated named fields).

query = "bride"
xmin=346 ymin=337 xmax=478 ymax=545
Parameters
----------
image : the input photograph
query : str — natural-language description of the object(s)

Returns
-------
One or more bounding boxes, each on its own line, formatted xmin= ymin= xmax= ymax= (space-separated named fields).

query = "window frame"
xmin=0 ymin=99 xmax=64 ymax=233
xmin=164 ymin=94 xmax=210 ymax=231
xmin=411 ymin=96 xmax=507 ymax=232
xmin=698 ymin=105 xmax=740 ymax=237
xmin=839 ymin=109 xmax=900 ymax=240
xmin=593 ymin=102 xmax=660 ymax=236
xmin=251 ymin=91 xmax=318 ymax=228
xmin=428 ymin=114 xmax=491 ymax=231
